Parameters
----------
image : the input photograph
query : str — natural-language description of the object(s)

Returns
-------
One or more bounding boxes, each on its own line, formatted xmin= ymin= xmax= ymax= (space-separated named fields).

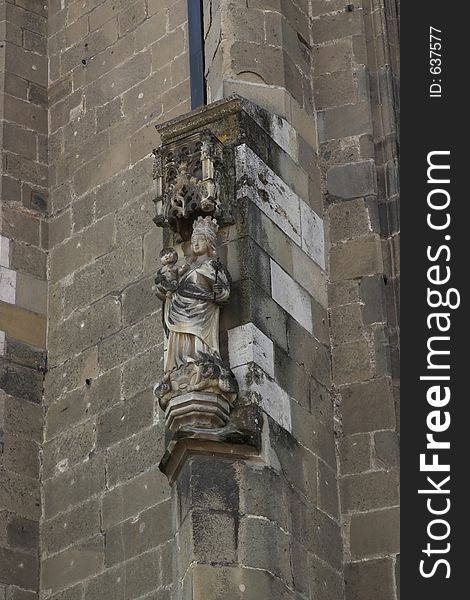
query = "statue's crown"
xmin=192 ymin=216 xmax=218 ymax=241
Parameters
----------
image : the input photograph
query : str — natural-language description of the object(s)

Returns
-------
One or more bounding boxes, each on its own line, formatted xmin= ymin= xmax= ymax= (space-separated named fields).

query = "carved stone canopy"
xmin=152 ymin=130 xmax=226 ymax=242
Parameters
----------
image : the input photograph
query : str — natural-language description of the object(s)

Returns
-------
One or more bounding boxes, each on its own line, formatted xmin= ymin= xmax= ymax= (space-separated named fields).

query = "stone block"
xmin=11 ymin=241 xmax=46 ymax=278
xmin=338 ymin=433 xmax=371 ymax=475
xmin=2 ymin=435 xmax=39 ymax=479
xmin=49 ymin=295 xmax=121 ymax=363
xmin=273 ymin=346 xmax=310 ymax=410
xmin=83 ymin=564 xmax=126 ymax=600
xmin=43 ymin=455 xmax=105 ymax=519
xmin=341 ymin=377 xmax=396 ymax=435
xmin=0 ymin=266 xmax=16 ymax=304
xmin=0 ymin=303 xmax=46 ymax=349
xmin=73 ymin=143 xmax=130 ymax=197
xmin=49 ymin=215 xmax=115 ymax=282
xmin=374 ymin=430 xmax=399 ymax=468
xmin=300 ymin=201 xmax=325 ymax=269
xmin=327 ymin=161 xmax=377 ymax=200
xmin=190 ymin=509 xmax=237 ymax=565
xmin=118 ymin=0 xmax=146 ymax=36
xmin=15 ymin=272 xmax=47 ymax=315
xmin=2 ymin=208 xmax=40 ymax=247
xmin=105 ymin=500 xmax=172 ymax=566
xmin=0 ymin=547 xmax=38 ymax=590
xmin=122 ymin=346 xmax=163 ymax=399
xmin=290 ymin=491 xmax=342 ymax=570
xmin=319 ymin=103 xmax=372 ymax=142
xmin=0 ymin=359 xmax=44 ymax=403
xmin=42 ymin=499 xmax=101 ymax=556
xmin=236 ymin=144 xmax=301 ymax=246
xmin=332 ymin=340 xmax=373 ymax=385
xmin=3 ymin=122 xmax=37 ymax=161
xmin=122 ymin=274 xmax=159 ymax=326
xmin=314 ymin=71 xmax=356 ymax=110
xmin=6 ymin=515 xmax=39 ymax=553
xmin=313 ymin=38 xmax=353 ymax=74
xmin=0 ymin=469 xmax=40 ymax=521
xmin=287 ymin=318 xmax=331 ymax=386
xmin=345 ymin=558 xmax=395 ymax=600
xmin=98 ymin=314 xmax=162 ymax=374
xmin=124 ymin=549 xmax=164 ymax=598
xmin=271 ymin=260 xmax=313 ymax=333
xmin=233 ymin=364 xmax=292 ymax=432
xmin=330 ymin=303 xmax=364 ymax=345
xmin=42 ymin=420 xmax=96 ymax=480
xmin=190 ymin=563 xmax=292 ymax=600
xmin=330 ymin=235 xmax=383 ymax=282
xmin=3 ymin=394 xmax=42 ymax=442
xmin=106 ymin=424 xmax=165 ymax=486
xmin=290 ymin=399 xmax=336 ymax=468
xmin=350 ymin=507 xmax=400 ymax=559
xmin=359 ymin=275 xmax=386 ymax=324
xmin=132 ymin=12 xmax=168 ymax=53
xmin=102 ymin=466 xmax=170 ymax=529
xmin=62 ymin=237 xmax=142 ymax=316
xmin=311 ymin=10 xmax=363 ymax=44
xmin=97 ymin=390 xmax=153 ymax=449
xmin=329 ymin=197 xmax=372 ymax=243
xmin=238 ymin=463 xmax=289 ymax=530
xmin=341 ymin=469 xmax=399 ymax=513
xmin=42 ymin=536 xmax=104 ymax=595
xmin=114 ymin=195 xmax=154 ymax=246
xmin=239 ymin=516 xmax=292 ymax=586
xmin=44 ymin=346 xmax=98 ymax=402
xmin=3 ymin=337 xmax=46 ymax=371
xmin=308 ymin=555 xmax=343 ymax=600
xmin=228 ymin=322 xmax=274 ymax=377
xmin=318 ymin=460 xmax=339 ymax=519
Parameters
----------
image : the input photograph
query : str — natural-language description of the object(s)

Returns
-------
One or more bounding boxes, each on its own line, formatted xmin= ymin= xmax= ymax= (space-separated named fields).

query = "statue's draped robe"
xmin=164 ymin=258 xmax=229 ymax=372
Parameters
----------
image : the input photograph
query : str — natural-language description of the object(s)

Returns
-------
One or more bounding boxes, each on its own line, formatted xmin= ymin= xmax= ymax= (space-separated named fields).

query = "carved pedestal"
xmin=165 ymin=391 xmax=231 ymax=431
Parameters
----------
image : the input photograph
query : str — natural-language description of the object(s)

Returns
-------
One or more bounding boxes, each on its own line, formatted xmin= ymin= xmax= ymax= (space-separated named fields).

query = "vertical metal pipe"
xmin=187 ymin=0 xmax=206 ymax=109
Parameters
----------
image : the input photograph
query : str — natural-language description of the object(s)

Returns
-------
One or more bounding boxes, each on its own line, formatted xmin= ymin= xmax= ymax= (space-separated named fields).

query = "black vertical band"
xmin=187 ymin=0 xmax=206 ymax=110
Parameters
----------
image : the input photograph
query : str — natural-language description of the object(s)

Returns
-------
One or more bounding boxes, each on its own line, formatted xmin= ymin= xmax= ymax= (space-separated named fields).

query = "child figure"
xmin=155 ymin=248 xmax=179 ymax=298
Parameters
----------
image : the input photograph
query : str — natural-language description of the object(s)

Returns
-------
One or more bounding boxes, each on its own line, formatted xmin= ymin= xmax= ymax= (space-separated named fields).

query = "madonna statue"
xmin=154 ymin=216 xmax=238 ymax=430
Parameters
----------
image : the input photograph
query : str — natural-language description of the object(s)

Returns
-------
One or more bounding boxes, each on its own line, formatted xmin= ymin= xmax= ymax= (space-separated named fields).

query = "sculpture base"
xmin=160 ymin=402 xmax=263 ymax=484
xmin=165 ymin=392 xmax=231 ymax=432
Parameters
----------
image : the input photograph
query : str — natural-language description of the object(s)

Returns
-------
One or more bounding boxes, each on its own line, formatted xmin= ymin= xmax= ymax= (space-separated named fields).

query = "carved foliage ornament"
xmin=152 ymin=131 xmax=226 ymax=243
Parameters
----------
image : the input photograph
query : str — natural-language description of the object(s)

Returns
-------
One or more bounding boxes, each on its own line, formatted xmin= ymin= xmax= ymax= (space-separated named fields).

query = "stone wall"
xmin=310 ymin=2 xmax=400 ymax=599
xmin=1 ymin=1 xmax=47 ymax=598
xmin=42 ymin=1 xmax=190 ymax=599
xmin=0 ymin=1 xmax=400 ymax=599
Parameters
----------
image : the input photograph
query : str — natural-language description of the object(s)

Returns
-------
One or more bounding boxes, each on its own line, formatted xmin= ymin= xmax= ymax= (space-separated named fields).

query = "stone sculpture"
xmin=154 ymin=216 xmax=238 ymax=431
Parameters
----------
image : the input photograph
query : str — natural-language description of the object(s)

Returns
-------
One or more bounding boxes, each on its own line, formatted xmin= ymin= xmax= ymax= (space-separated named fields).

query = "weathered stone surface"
xmin=350 ymin=507 xmax=400 ymax=559
xmin=271 ymin=260 xmax=313 ymax=334
xmin=239 ymin=517 xmax=292 ymax=586
xmin=0 ymin=547 xmax=38 ymax=590
xmin=106 ymin=425 xmax=165 ymax=486
xmin=330 ymin=235 xmax=383 ymax=281
xmin=339 ymin=434 xmax=371 ymax=475
xmin=341 ymin=469 xmax=399 ymax=513
xmin=345 ymin=558 xmax=396 ymax=600
xmin=341 ymin=378 xmax=396 ymax=435
xmin=43 ymin=456 xmax=105 ymax=520
xmin=42 ymin=500 xmax=101 ymax=556
xmin=105 ymin=500 xmax=172 ymax=566
xmin=42 ymin=536 xmax=104 ymax=594
xmin=327 ymin=161 xmax=377 ymax=200
xmin=102 ymin=467 xmax=170 ymax=529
